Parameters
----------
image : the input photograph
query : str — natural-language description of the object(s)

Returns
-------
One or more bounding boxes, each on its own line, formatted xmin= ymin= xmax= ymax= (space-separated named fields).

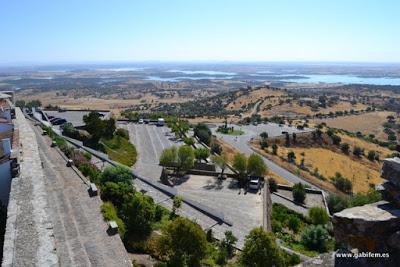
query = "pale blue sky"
xmin=1 ymin=0 xmax=399 ymax=64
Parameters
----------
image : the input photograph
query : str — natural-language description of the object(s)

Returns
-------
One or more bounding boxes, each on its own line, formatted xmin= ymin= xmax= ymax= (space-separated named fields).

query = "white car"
xmin=249 ymin=178 xmax=261 ymax=190
xmin=138 ymin=119 xmax=144 ymax=124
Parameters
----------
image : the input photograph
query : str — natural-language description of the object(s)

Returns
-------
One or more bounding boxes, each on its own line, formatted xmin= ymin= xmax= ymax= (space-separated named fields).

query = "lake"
xmin=281 ymin=74 xmax=400 ymax=86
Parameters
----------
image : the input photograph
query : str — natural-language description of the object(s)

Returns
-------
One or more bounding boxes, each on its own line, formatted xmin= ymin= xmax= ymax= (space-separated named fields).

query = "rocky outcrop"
xmin=332 ymin=157 xmax=400 ymax=266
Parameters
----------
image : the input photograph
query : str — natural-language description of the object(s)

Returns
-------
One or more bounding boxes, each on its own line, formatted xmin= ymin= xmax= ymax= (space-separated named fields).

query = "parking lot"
xmin=120 ymin=122 xmax=183 ymax=180
xmin=175 ymin=175 xmax=262 ymax=247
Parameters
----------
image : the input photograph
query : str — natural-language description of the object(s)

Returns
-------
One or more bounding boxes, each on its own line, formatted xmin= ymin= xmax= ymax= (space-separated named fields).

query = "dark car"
xmin=52 ymin=118 xmax=67 ymax=125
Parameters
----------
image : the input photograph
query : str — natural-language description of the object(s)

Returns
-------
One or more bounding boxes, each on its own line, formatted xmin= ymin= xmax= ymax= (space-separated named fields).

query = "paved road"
xmin=32 ymin=123 xmax=132 ymax=267
xmin=211 ymin=123 xmax=320 ymax=189
xmin=121 ymin=123 xmax=183 ymax=181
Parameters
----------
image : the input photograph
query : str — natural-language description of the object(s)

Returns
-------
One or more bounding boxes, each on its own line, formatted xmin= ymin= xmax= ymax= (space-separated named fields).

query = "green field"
xmin=101 ymin=135 xmax=137 ymax=166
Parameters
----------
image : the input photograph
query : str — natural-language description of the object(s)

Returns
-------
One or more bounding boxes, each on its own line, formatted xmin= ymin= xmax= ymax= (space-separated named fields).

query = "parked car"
xmin=249 ymin=177 xmax=261 ymax=191
xmin=138 ymin=119 xmax=144 ymax=124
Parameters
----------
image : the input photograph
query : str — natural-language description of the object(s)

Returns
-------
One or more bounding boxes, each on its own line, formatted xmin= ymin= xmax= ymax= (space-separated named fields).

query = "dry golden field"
xmin=225 ymin=88 xmax=283 ymax=111
xmin=314 ymin=111 xmax=396 ymax=140
xmin=250 ymin=129 xmax=391 ymax=193
xmin=259 ymin=101 xmax=368 ymax=117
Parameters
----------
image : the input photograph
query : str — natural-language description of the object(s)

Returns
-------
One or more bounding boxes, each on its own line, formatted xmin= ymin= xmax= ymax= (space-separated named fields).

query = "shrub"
xmin=292 ymin=183 xmax=306 ymax=204
xmin=288 ymin=216 xmax=301 ymax=233
xmin=156 ymin=217 xmax=208 ymax=267
xmin=184 ymin=137 xmax=195 ymax=146
xmin=308 ymin=207 xmax=329 ymax=225
xmin=268 ymin=178 xmax=278 ymax=192
xmin=240 ymin=227 xmax=286 ymax=267
xmin=331 ymin=172 xmax=352 ymax=194
xmin=194 ymin=124 xmax=212 ymax=145
xmin=101 ymin=202 xmax=126 ymax=236
xmin=367 ymin=150 xmax=376 ymax=161
xmin=287 ymin=151 xmax=296 ymax=163
xmin=331 ymin=135 xmax=341 ymax=146
xmin=340 ymin=143 xmax=350 ymax=154
xmin=211 ymin=142 xmax=222 ymax=155
xmin=327 ymin=194 xmax=349 ymax=214
xmin=272 ymin=144 xmax=278 ymax=155
xmin=115 ymin=128 xmax=129 ymax=139
xmin=100 ymin=166 xmax=134 ymax=185
xmin=271 ymin=219 xmax=282 ymax=233
xmin=353 ymin=146 xmax=363 ymax=157
xmin=300 ymin=225 xmax=330 ymax=252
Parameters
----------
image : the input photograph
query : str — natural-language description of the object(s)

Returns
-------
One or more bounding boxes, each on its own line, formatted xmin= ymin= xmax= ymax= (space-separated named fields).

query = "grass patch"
xmin=101 ymin=135 xmax=137 ymax=166
xmin=101 ymin=202 xmax=126 ymax=236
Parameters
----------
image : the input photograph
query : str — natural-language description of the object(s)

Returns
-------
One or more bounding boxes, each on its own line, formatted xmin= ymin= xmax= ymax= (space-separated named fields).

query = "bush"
xmin=326 ymin=194 xmax=349 ymax=214
xmin=268 ymin=178 xmax=278 ymax=192
xmin=101 ymin=202 xmax=126 ymax=236
xmin=100 ymin=166 xmax=134 ymax=185
xmin=367 ymin=150 xmax=377 ymax=161
xmin=194 ymin=124 xmax=212 ymax=145
xmin=288 ymin=216 xmax=301 ymax=233
xmin=300 ymin=225 xmax=329 ymax=252
xmin=156 ymin=217 xmax=208 ymax=266
xmin=340 ymin=143 xmax=350 ymax=154
xmin=211 ymin=142 xmax=222 ymax=155
xmin=271 ymin=219 xmax=282 ymax=233
xmin=115 ymin=128 xmax=129 ymax=139
xmin=292 ymin=183 xmax=306 ymax=204
xmin=353 ymin=146 xmax=363 ymax=157
xmin=331 ymin=172 xmax=352 ymax=194
xmin=240 ymin=227 xmax=286 ymax=267
xmin=308 ymin=207 xmax=329 ymax=225
xmin=184 ymin=137 xmax=195 ymax=146
xmin=331 ymin=135 xmax=341 ymax=146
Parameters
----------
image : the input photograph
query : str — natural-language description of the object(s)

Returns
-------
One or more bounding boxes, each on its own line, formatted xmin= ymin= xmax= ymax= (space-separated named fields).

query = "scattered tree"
xmin=239 ymin=227 xmax=286 ymax=267
xmin=247 ymin=154 xmax=267 ymax=177
xmin=308 ymin=207 xmax=329 ymax=225
xmin=157 ymin=217 xmax=208 ymax=267
xmin=292 ymin=183 xmax=306 ymax=204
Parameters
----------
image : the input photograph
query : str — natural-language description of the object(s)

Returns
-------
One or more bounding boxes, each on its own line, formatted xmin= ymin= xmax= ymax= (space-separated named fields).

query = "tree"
xmin=367 ymin=150 xmax=377 ymax=161
xmin=353 ymin=146 xmax=363 ymax=157
xmin=194 ymin=124 xmax=212 ymax=145
xmin=340 ymin=143 xmax=350 ymax=154
xmin=157 ymin=217 xmax=207 ymax=267
xmin=83 ymin=111 xmax=104 ymax=142
xmin=172 ymin=196 xmax=182 ymax=215
xmin=100 ymin=166 xmax=133 ymax=185
xmin=288 ymin=216 xmax=301 ymax=233
xmin=159 ymin=146 xmax=178 ymax=171
xmin=331 ymin=172 xmax=353 ymax=194
xmin=301 ymin=225 xmax=330 ymax=252
xmin=272 ymin=143 xmax=278 ymax=155
xmin=184 ymin=137 xmax=195 ymax=146
xmin=212 ymin=152 xmax=228 ymax=178
xmin=177 ymin=145 xmax=195 ymax=173
xmin=221 ymin=231 xmax=237 ymax=258
xmin=292 ymin=132 xmax=297 ymax=144
xmin=233 ymin=153 xmax=248 ymax=183
xmin=268 ymin=178 xmax=278 ymax=192
xmin=122 ymin=193 xmax=155 ymax=241
xmin=247 ymin=154 xmax=267 ymax=177
xmin=292 ymin=183 xmax=306 ymax=204
xmin=308 ymin=207 xmax=329 ymax=225
xmin=239 ymin=227 xmax=286 ymax=267
xmin=260 ymin=132 xmax=268 ymax=140
xmin=194 ymin=147 xmax=210 ymax=163
xmin=327 ymin=194 xmax=349 ymax=214
xmin=331 ymin=135 xmax=341 ymax=146
xmin=101 ymin=181 xmax=135 ymax=209
xmin=287 ymin=151 xmax=296 ymax=163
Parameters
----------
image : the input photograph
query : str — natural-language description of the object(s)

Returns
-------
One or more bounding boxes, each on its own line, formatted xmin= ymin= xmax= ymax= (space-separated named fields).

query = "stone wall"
xmin=2 ymin=108 xmax=58 ymax=266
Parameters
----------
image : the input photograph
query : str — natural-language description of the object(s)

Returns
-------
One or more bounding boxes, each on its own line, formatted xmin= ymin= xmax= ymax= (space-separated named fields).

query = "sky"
xmin=0 ymin=0 xmax=399 ymax=64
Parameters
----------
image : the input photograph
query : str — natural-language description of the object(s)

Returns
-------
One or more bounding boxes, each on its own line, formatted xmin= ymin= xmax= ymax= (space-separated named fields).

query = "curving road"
xmin=211 ymin=123 xmax=322 ymax=190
